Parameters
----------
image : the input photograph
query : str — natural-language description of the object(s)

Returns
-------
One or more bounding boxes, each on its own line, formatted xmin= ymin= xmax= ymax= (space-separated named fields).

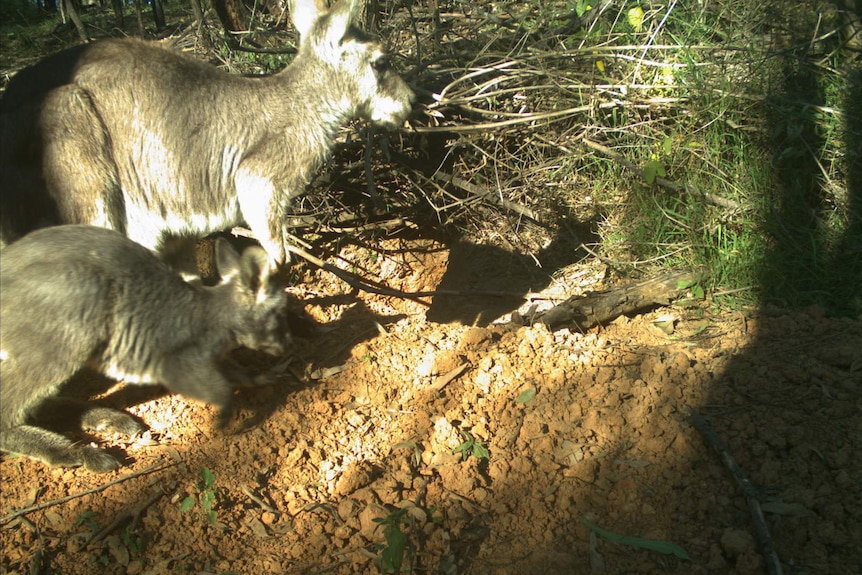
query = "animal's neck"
xmin=268 ymin=57 xmax=358 ymax=145
xmin=184 ymin=285 xmax=232 ymax=340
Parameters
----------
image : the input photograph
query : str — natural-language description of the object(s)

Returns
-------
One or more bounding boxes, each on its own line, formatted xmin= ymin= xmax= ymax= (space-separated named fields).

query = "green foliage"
xmin=74 ymin=510 xmax=99 ymax=533
xmin=452 ymin=431 xmax=490 ymax=461
xmin=537 ymin=0 xmax=860 ymax=315
xmin=122 ymin=525 xmax=147 ymax=555
xmin=515 ymin=387 xmax=536 ymax=404
xmin=581 ymin=517 xmax=690 ymax=560
xmin=677 ymin=279 xmax=704 ymax=301
xmin=180 ymin=468 xmax=219 ymax=524
xmin=642 ymin=159 xmax=666 ymax=185
xmin=574 ymin=0 xmax=593 ymax=19
xmin=374 ymin=509 xmax=410 ymax=574
xmin=626 ymin=6 xmax=645 ymax=32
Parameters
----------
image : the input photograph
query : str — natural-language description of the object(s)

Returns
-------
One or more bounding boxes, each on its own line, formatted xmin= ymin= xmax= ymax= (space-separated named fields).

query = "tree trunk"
xmin=111 ymin=0 xmax=124 ymax=29
xmin=212 ymin=0 xmax=249 ymax=33
xmin=189 ymin=0 xmax=204 ymax=26
xmin=134 ymin=0 xmax=145 ymax=36
xmin=62 ymin=0 xmax=89 ymax=42
xmin=151 ymin=0 xmax=166 ymax=30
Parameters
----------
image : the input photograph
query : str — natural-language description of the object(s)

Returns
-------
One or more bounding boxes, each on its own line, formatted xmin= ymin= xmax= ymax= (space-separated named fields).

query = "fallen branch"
xmin=537 ymin=268 xmax=697 ymax=329
xmin=688 ymin=407 xmax=784 ymax=575
xmin=0 ymin=461 xmax=176 ymax=525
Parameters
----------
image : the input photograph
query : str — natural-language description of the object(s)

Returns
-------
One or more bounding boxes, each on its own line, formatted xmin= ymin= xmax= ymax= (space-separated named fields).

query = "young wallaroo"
xmin=0 ymin=225 xmax=289 ymax=472
xmin=0 ymin=0 xmax=414 ymax=268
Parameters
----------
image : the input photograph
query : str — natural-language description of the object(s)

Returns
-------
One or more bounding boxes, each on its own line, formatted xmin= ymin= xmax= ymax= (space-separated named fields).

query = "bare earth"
xmin=1 ymin=237 xmax=860 ymax=575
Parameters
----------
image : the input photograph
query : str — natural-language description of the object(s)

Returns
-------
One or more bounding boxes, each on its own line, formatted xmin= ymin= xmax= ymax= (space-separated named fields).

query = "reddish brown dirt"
xmin=1 ymin=237 xmax=860 ymax=575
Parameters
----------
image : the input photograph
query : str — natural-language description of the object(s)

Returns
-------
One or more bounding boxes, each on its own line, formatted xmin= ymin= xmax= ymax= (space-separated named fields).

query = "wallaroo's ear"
xmin=214 ymin=238 xmax=242 ymax=281
xmin=322 ymin=0 xmax=358 ymax=46
xmin=289 ymin=0 xmax=323 ymax=40
xmin=239 ymin=246 xmax=274 ymax=296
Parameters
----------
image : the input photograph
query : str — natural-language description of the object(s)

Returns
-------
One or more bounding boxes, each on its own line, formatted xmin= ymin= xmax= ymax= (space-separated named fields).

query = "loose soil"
xmin=1 ymin=237 xmax=860 ymax=575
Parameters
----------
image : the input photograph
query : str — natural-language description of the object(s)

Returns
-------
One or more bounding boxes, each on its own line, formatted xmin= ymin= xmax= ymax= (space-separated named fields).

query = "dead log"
xmin=537 ymin=268 xmax=698 ymax=329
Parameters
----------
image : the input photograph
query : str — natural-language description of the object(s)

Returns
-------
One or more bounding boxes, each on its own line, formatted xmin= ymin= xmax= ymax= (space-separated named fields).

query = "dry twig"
xmin=429 ymin=363 xmax=471 ymax=392
xmin=84 ymin=487 xmax=165 ymax=546
xmin=0 ymin=461 xmax=176 ymax=525
xmin=231 ymin=227 xmax=538 ymax=302
xmin=241 ymin=485 xmax=280 ymax=516
xmin=688 ymin=407 xmax=784 ymax=575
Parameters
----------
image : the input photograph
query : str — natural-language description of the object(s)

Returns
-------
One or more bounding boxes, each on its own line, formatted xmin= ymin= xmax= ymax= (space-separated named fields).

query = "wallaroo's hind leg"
xmin=31 ymin=397 xmax=146 ymax=438
xmin=40 ymin=85 xmax=124 ymax=230
xmin=0 ymin=111 xmax=60 ymax=244
xmin=0 ymin=426 xmax=121 ymax=473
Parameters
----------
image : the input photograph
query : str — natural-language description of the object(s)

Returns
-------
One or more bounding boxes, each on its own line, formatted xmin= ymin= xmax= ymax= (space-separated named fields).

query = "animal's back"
xmin=0 ymin=39 xmax=228 ymax=111
xmin=0 ymin=226 xmax=117 ymax=426
xmin=0 ymin=226 xmax=194 ymax=407
xmin=0 ymin=43 xmax=91 ymax=112
xmin=1 ymin=224 xmax=179 ymax=286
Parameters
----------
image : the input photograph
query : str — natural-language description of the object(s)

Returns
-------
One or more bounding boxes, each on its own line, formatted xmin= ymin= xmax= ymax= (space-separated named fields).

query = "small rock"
xmin=333 ymin=524 xmax=354 ymax=542
xmin=261 ymin=511 xmax=277 ymax=526
xmin=246 ymin=516 xmax=270 ymax=539
xmin=705 ymin=543 xmax=728 ymax=570
xmin=334 ymin=461 xmax=378 ymax=497
xmin=358 ymin=504 xmax=389 ymax=542
xmin=720 ymin=528 xmax=754 ymax=559
xmin=396 ymin=500 xmax=427 ymax=524
xmin=337 ymin=498 xmax=360 ymax=522
xmin=461 ymin=327 xmax=493 ymax=347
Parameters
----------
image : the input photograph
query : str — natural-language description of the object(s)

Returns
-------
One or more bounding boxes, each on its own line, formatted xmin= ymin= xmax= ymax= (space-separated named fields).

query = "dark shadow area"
xmin=759 ymin=16 xmax=862 ymax=315
xmin=697 ymin=4 xmax=862 ymax=573
xmin=426 ymin=216 xmax=599 ymax=326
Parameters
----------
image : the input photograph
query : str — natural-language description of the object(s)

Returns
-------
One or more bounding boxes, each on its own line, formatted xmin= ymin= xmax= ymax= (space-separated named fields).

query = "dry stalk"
xmin=0 ymin=461 xmax=176 ymax=524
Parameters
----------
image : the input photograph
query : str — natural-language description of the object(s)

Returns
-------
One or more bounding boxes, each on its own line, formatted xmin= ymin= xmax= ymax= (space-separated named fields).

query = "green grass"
xmin=559 ymin=0 xmax=862 ymax=315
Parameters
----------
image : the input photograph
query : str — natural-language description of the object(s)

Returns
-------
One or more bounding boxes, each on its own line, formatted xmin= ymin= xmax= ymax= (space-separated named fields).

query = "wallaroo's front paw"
xmin=82 ymin=408 xmax=147 ymax=439
xmin=80 ymin=447 xmax=122 ymax=473
xmin=233 ymin=370 xmax=281 ymax=388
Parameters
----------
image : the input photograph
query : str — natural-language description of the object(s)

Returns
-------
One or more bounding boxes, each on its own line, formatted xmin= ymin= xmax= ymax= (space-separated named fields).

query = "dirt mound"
xmin=2 ymin=238 xmax=860 ymax=574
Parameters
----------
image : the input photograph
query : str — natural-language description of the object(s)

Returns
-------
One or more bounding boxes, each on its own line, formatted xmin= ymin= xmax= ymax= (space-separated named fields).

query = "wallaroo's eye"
xmin=372 ymin=56 xmax=391 ymax=73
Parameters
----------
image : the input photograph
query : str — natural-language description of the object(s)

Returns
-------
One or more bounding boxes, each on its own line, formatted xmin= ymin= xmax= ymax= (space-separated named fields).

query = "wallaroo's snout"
xmin=235 ymin=306 xmax=292 ymax=358
xmin=361 ymin=59 xmax=416 ymax=128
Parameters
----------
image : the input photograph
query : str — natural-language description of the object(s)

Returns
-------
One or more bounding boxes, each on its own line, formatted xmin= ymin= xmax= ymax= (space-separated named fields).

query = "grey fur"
xmin=0 ymin=225 xmax=289 ymax=472
xmin=0 ymin=0 xmax=414 ymax=267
